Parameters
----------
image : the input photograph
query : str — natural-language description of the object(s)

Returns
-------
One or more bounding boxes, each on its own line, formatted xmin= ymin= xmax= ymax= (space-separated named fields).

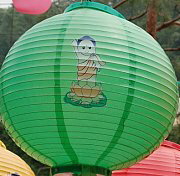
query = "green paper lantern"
xmin=0 ymin=2 xmax=178 ymax=175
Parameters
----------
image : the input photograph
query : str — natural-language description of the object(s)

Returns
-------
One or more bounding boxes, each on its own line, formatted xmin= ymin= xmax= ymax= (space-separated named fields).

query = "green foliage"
xmin=157 ymin=25 xmax=180 ymax=79
xmin=167 ymin=124 xmax=180 ymax=144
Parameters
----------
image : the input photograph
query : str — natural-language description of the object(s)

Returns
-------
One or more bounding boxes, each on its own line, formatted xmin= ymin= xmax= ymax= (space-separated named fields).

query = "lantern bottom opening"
xmin=52 ymin=164 xmax=111 ymax=176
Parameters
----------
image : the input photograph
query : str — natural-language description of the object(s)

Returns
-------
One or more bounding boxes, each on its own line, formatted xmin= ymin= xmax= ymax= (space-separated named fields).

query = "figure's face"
xmin=78 ymin=40 xmax=95 ymax=56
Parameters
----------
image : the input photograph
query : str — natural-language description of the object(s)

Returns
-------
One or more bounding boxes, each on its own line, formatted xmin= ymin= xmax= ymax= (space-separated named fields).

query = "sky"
xmin=0 ymin=0 xmax=12 ymax=7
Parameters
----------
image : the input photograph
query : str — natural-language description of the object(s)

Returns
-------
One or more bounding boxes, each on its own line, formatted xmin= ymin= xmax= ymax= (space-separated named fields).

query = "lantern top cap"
xmin=65 ymin=1 xmax=125 ymax=19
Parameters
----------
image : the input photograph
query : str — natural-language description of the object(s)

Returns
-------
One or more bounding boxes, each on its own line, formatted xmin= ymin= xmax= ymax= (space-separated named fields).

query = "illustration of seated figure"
xmin=64 ymin=36 xmax=107 ymax=108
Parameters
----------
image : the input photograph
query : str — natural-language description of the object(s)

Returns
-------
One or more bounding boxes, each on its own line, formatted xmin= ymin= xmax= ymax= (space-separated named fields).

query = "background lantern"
xmin=0 ymin=1 xmax=178 ymax=175
xmin=0 ymin=141 xmax=35 ymax=176
xmin=12 ymin=0 xmax=52 ymax=15
xmin=112 ymin=140 xmax=180 ymax=176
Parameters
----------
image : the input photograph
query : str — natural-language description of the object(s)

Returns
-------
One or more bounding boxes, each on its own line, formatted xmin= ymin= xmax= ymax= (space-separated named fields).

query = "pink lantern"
xmin=112 ymin=140 xmax=180 ymax=176
xmin=13 ymin=0 xmax=52 ymax=15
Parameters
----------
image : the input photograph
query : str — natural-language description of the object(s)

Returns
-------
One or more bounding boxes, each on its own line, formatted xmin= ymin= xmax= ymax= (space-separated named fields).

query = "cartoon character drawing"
xmin=64 ymin=36 xmax=107 ymax=108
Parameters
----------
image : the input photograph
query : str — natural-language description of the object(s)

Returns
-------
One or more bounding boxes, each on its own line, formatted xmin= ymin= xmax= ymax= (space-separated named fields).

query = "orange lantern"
xmin=0 ymin=141 xmax=35 ymax=176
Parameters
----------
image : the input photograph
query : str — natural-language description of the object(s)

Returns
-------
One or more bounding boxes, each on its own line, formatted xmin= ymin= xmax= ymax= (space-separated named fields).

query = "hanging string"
xmin=50 ymin=168 xmax=53 ymax=176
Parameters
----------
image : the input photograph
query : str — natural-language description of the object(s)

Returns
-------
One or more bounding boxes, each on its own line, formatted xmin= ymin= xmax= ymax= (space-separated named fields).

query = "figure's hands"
xmin=99 ymin=61 xmax=106 ymax=66
xmin=72 ymin=39 xmax=78 ymax=46
xmin=94 ymin=55 xmax=106 ymax=66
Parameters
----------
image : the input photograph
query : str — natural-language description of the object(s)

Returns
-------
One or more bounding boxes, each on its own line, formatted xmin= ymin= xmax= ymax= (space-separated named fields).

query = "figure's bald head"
xmin=77 ymin=36 xmax=96 ymax=46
